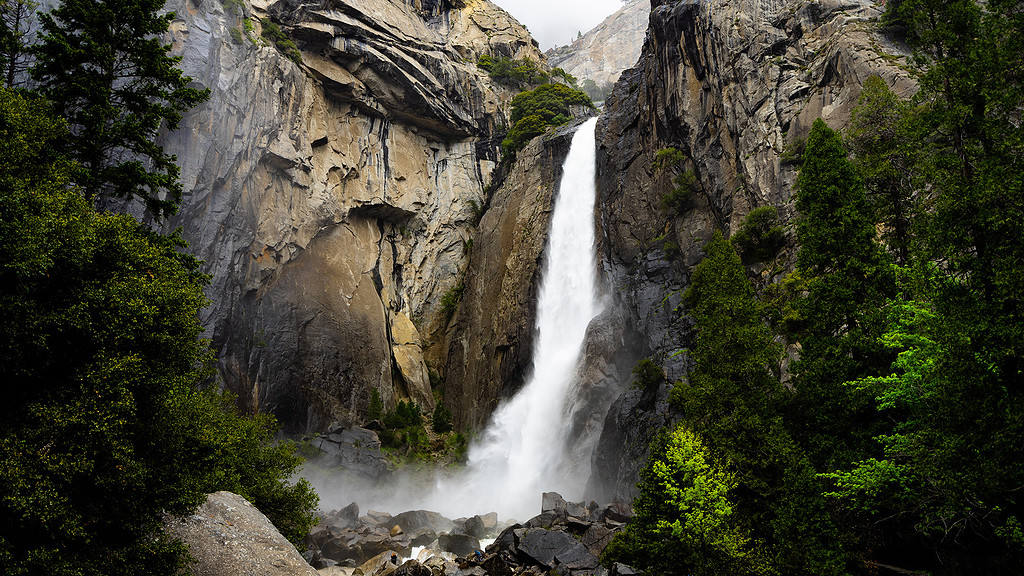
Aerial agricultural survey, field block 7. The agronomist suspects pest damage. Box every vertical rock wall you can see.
[160,0,545,432]
[588,0,916,500]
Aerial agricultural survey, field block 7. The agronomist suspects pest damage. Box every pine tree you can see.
[0,0,36,87]
[32,0,209,219]
[673,232,844,575]
[790,118,895,470]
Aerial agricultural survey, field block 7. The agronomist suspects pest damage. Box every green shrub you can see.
[368,388,384,421]
[662,170,697,215]
[730,206,786,264]
[476,54,549,86]
[260,18,302,64]
[780,136,806,165]
[432,401,454,433]
[632,357,664,391]
[652,147,686,172]
[601,426,768,575]
[440,281,465,322]
[501,83,593,155]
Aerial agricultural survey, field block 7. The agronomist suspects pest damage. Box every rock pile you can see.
[304,492,640,576]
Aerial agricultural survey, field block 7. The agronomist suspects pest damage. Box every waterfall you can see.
[446,117,603,520]
[308,118,603,522]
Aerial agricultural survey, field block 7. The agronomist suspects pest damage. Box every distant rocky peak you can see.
[546,0,649,93]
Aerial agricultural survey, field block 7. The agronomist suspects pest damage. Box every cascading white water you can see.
[308,118,603,522]
[442,117,603,520]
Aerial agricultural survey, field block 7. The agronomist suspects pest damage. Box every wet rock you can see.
[525,511,559,529]
[490,523,523,552]
[463,515,487,539]
[324,502,360,529]
[438,533,481,557]
[394,560,433,576]
[390,510,456,535]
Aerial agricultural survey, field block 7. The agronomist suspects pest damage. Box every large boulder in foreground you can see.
[164,491,317,576]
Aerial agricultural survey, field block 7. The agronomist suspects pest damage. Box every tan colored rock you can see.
[155,0,544,432]
[164,491,317,576]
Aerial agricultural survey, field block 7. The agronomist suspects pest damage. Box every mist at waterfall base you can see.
[305,118,603,523]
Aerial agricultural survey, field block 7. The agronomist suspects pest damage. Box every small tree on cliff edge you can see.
[33,0,209,219]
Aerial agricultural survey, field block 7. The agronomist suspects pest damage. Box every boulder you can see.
[313,427,391,481]
[423,555,458,576]
[438,533,480,557]
[516,529,586,569]
[357,551,404,576]
[541,492,568,513]
[390,510,456,534]
[463,516,486,539]
[479,513,499,532]
[610,562,641,576]
[393,560,433,576]
[489,523,522,553]
[581,524,615,558]
[163,491,318,576]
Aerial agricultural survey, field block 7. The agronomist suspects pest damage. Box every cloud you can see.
[491,0,627,50]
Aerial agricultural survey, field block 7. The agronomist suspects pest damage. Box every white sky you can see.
[491,0,626,50]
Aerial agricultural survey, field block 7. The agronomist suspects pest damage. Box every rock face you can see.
[156,0,548,432]
[546,0,650,89]
[588,0,915,500]
[164,491,318,576]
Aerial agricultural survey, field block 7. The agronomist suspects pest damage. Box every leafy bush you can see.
[440,281,465,322]
[260,18,302,64]
[662,170,697,215]
[632,357,664,391]
[501,83,593,155]
[730,206,786,264]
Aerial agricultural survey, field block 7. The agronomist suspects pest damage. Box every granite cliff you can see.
[159,0,548,432]
[586,0,915,500]
[546,0,650,90]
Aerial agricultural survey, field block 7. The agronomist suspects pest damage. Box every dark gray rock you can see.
[490,523,523,553]
[516,529,584,568]
[541,492,568,513]
[312,427,391,481]
[390,510,455,535]
[581,524,614,558]
[438,533,480,557]
[525,511,559,529]
[464,515,487,539]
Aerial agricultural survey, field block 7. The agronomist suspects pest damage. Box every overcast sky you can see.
[492,0,626,50]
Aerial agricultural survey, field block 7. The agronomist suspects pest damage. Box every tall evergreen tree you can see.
[0,0,36,87]
[32,0,208,218]
[673,232,844,575]
[846,76,920,265]
[790,118,895,469]
[0,88,317,575]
